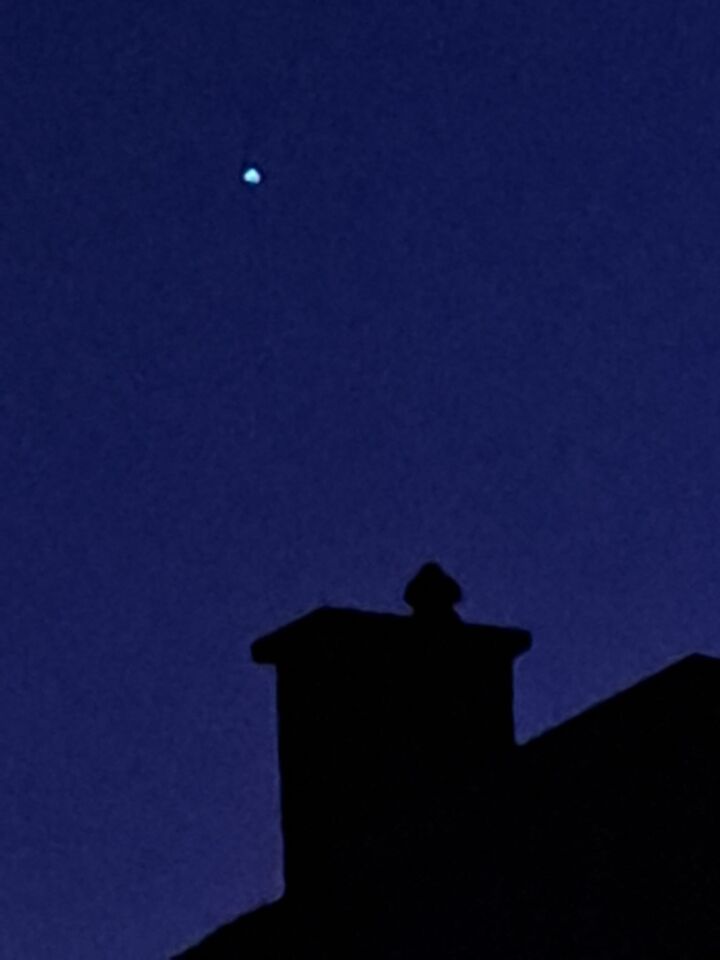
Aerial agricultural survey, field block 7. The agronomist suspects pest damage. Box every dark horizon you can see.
[174,567,720,957]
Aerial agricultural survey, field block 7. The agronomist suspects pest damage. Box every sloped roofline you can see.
[521,652,720,750]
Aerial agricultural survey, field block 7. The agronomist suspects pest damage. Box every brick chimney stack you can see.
[251,562,531,899]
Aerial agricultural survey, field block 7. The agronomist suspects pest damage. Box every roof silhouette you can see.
[172,565,720,959]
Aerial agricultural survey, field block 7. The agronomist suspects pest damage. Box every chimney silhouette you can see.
[251,562,531,899]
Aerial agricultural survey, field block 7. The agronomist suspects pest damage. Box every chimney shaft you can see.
[251,565,531,900]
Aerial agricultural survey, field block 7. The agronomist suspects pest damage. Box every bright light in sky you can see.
[242,166,262,185]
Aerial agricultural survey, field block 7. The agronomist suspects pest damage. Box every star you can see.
[241,166,263,185]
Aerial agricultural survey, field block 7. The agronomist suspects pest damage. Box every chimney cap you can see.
[403,562,463,619]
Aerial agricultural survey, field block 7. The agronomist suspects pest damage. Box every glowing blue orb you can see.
[242,166,262,185]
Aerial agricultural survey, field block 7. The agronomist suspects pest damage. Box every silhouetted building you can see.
[173,563,720,958]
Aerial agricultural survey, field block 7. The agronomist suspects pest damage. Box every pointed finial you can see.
[403,562,463,620]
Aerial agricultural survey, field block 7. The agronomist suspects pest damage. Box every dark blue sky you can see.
[4,1,720,955]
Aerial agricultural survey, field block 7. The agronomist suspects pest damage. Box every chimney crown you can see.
[403,562,462,621]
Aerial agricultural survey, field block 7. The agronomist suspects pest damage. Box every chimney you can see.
[251,562,531,899]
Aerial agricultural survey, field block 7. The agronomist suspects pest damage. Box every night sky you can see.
[4,1,720,956]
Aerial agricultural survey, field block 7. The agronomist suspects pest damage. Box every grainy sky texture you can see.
[4,1,720,956]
